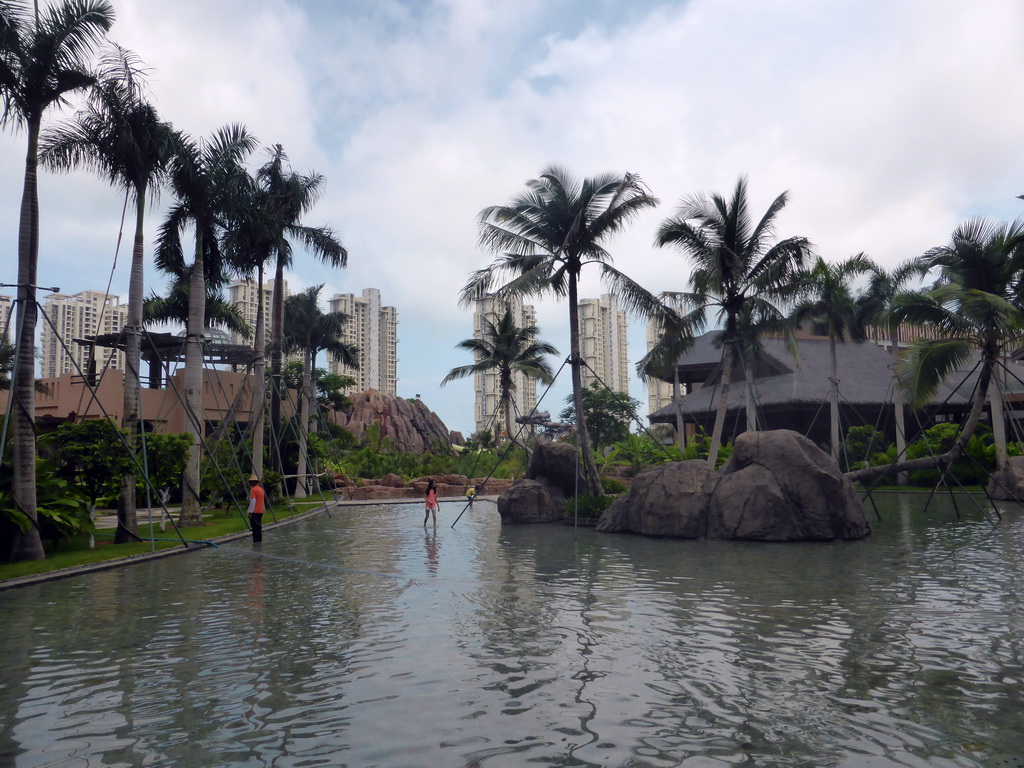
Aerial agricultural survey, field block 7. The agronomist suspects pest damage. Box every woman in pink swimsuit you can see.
[423,478,439,526]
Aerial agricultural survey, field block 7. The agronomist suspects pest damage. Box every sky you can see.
[3,0,1024,437]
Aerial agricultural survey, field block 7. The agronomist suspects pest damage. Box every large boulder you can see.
[497,479,561,524]
[988,456,1024,500]
[331,390,452,453]
[596,430,870,541]
[525,441,586,505]
[597,460,718,537]
[708,430,870,541]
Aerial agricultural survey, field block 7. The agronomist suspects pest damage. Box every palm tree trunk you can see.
[707,340,734,468]
[269,257,285,472]
[568,277,602,495]
[744,356,756,434]
[890,332,908,486]
[116,187,146,543]
[829,330,840,464]
[295,351,312,498]
[992,365,1007,469]
[9,118,44,562]
[179,231,206,526]
[251,265,266,478]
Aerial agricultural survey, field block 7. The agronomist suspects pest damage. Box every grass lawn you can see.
[0,499,328,583]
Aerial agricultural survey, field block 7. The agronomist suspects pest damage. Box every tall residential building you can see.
[646,316,678,417]
[0,294,13,344]
[327,288,398,395]
[471,295,541,436]
[227,277,287,348]
[40,290,127,379]
[577,293,629,394]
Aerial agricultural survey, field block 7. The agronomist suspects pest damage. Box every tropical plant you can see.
[142,269,251,338]
[0,453,92,552]
[155,124,257,525]
[788,253,876,461]
[848,218,1024,483]
[843,424,888,472]
[39,46,175,542]
[255,146,347,473]
[283,284,358,496]
[0,0,115,562]
[653,177,811,467]
[463,166,660,494]
[442,307,557,447]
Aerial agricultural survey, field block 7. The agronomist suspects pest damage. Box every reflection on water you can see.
[1,494,1023,767]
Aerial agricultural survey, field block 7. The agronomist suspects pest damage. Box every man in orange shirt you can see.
[247,474,265,543]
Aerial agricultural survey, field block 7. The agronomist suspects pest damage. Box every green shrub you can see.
[564,492,614,520]
[601,476,628,495]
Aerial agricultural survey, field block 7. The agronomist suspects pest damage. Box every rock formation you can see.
[988,455,1024,500]
[497,442,586,524]
[330,390,452,453]
[707,430,870,541]
[597,460,718,537]
[503,430,871,542]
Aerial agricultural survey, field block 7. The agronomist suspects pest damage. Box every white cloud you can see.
[2,0,1023,435]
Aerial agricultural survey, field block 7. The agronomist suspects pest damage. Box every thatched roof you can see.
[649,333,980,423]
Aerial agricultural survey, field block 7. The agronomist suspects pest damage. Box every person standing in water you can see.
[423,478,439,526]
[247,474,265,543]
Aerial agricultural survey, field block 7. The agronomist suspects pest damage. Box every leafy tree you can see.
[40,45,175,542]
[53,419,135,546]
[138,431,190,503]
[155,124,257,525]
[653,177,811,467]
[0,0,115,562]
[463,166,660,494]
[559,384,641,450]
[788,253,875,462]
[442,307,557,447]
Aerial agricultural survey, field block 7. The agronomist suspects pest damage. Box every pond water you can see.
[1,494,1023,768]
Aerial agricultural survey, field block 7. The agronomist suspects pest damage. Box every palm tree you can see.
[219,171,275,479]
[256,146,346,474]
[142,273,252,339]
[848,218,1024,483]
[731,301,797,435]
[654,177,811,467]
[39,46,174,543]
[462,166,659,495]
[788,254,875,463]
[283,285,357,497]
[155,125,257,525]
[0,0,114,562]
[859,259,928,483]
[442,306,557,446]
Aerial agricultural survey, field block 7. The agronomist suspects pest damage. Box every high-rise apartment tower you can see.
[40,290,127,379]
[327,288,398,395]
[577,293,629,394]
[227,277,287,349]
